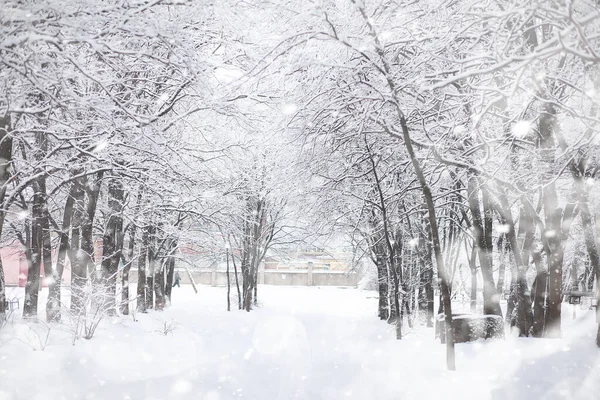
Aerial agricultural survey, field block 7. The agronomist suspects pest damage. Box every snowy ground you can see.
[0,285,599,400]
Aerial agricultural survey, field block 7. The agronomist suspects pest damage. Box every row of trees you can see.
[259,0,600,369]
[0,1,309,324]
[2,0,600,373]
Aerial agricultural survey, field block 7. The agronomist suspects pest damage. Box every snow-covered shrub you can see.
[66,281,114,344]
[15,320,52,351]
[357,263,378,291]
[156,319,178,336]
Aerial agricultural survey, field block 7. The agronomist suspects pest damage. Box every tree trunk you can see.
[469,246,477,313]
[531,251,548,337]
[397,114,455,369]
[226,249,231,312]
[376,253,389,320]
[38,177,57,322]
[146,225,156,310]
[421,216,435,327]
[101,178,124,316]
[69,177,86,315]
[54,172,80,320]
[164,239,177,304]
[572,163,600,344]
[136,224,149,313]
[81,171,103,288]
[242,257,251,312]
[23,189,43,318]
[496,234,508,294]
[0,115,13,318]
[231,250,242,310]
[121,188,143,314]
[467,177,502,316]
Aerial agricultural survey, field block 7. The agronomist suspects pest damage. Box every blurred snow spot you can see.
[171,379,193,395]
[281,104,298,115]
[512,121,531,138]
[545,230,556,238]
[252,315,307,356]
[0,390,13,400]
[379,31,391,41]
[497,224,510,234]
[92,141,108,153]
[17,211,28,220]
[204,391,220,400]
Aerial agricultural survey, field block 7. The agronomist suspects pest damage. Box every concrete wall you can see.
[125,268,357,287]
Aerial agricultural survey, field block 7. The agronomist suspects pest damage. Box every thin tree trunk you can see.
[69,177,86,315]
[0,115,13,317]
[467,177,502,316]
[38,177,57,321]
[54,173,80,319]
[376,253,389,320]
[137,224,149,313]
[496,194,533,336]
[101,178,124,316]
[23,189,42,318]
[572,163,600,345]
[82,172,103,286]
[146,225,156,310]
[122,188,143,314]
[231,249,242,310]
[422,216,435,327]
[164,239,177,304]
[395,113,455,368]
[226,248,231,312]
[469,245,477,313]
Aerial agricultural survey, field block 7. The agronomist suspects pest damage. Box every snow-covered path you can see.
[0,285,599,400]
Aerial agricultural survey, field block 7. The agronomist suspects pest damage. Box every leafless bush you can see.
[155,318,177,336]
[66,280,115,344]
[15,319,52,351]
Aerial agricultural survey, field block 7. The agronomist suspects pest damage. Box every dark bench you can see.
[436,313,504,343]
[3,297,19,311]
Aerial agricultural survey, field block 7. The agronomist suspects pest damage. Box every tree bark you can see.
[0,115,13,318]
[572,163,600,344]
[69,176,86,314]
[101,178,124,315]
[469,245,477,313]
[146,225,156,310]
[230,248,242,310]
[121,188,143,314]
[136,224,149,313]
[496,193,533,336]
[538,103,564,338]
[54,172,81,319]
[467,177,502,316]
[164,239,177,304]
[397,115,455,369]
[376,253,389,320]
[226,249,231,312]
[23,186,43,318]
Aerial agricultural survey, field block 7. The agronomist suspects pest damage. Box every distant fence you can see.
[127,268,358,287]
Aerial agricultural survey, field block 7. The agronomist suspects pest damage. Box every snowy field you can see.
[0,285,599,400]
